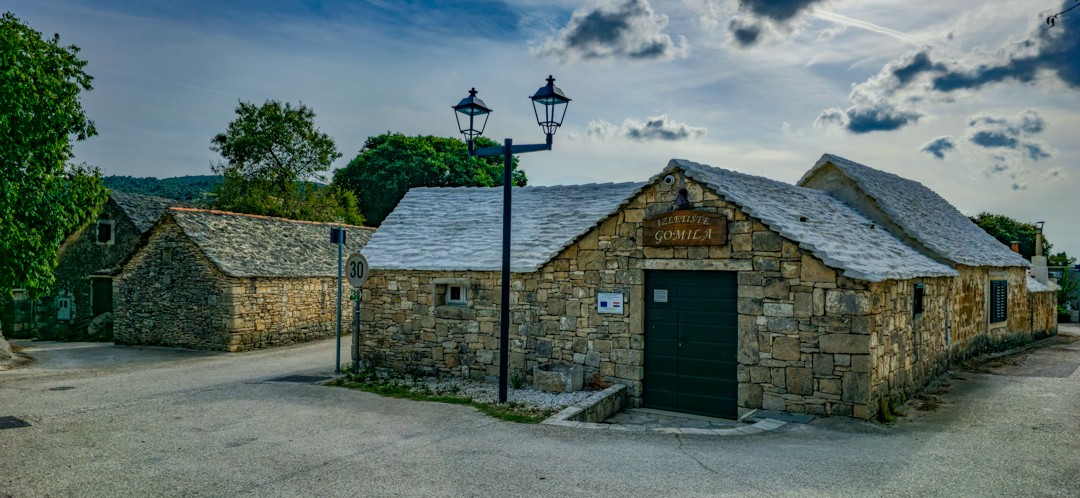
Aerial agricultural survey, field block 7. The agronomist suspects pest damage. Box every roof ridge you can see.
[409,182,644,192]
[167,207,375,230]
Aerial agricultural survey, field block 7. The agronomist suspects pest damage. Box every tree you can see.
[970,212,1075,266]
[0,13,109,299]
[333,133,526,226]
[209,100,362,225]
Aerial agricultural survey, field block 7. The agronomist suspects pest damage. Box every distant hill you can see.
[102,175,221,202]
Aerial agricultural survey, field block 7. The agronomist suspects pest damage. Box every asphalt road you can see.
[2,327,1079,498]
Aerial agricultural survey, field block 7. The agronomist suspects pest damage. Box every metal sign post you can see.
[345,252,370,376]
[331,227,346,374]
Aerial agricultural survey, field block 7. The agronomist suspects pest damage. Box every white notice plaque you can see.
[598,293,624,314]
[654,289,668,303]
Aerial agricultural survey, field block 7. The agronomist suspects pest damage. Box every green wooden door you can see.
[644,270,739,419]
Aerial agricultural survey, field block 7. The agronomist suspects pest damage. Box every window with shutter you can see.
[990,280,1008,323]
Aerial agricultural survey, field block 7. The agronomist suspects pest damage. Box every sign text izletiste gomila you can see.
[643,210,728,247]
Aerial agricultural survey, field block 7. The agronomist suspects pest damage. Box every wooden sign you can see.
[643,210,727,247]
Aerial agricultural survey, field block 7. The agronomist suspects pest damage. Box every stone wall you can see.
[868,277,951,411]
[42,201,143,335]
[359,171,891,418]
[357,170,1059,420]
[226,275,352,351]
[1031,290,1058,335]
[115,216,355,351]
[948,265,1051,362]
[114,218,232,349]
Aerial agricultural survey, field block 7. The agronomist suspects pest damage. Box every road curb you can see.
[540,416,786,436]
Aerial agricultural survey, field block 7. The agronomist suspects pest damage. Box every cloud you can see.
[587,119,619,141]
[584,115,707,141]
[961,109,1055,185]
[727,18,762,47]
[623,115,707,141]
[965,109,1053,161]
[713,0,832,48]
[532,0,688,63]
[815,99,922,134]
[1042,167,1066,181]
[738,0,830,22]
[817,2,1080,134]
[920,136,956,159]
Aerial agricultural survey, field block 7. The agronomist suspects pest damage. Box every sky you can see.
[11,0,1080,257]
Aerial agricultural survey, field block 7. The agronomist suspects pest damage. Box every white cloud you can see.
[532,0,689,63]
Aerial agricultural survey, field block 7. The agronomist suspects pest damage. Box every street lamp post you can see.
[453,76,571,403]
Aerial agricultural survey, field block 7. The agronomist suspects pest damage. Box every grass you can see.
[328,372,555,424]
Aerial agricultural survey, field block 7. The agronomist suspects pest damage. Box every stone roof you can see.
[363,183,648,273]
[166,208,373,278]
[799,154,1029,268]
[1027,274,1060,293]
[670,159,957,282]
[110,191,198,233]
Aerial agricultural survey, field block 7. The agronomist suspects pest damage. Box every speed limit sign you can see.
[345,252,370,288]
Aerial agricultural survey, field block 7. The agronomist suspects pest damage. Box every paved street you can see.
[3,328,1079,497]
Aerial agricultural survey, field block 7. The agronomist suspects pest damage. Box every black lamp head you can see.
[453,88,492,151]
[529,75,571,144]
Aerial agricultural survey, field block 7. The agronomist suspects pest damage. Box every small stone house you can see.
[29,191,196,337]
[355,155,1057,420]
[113,208,372,351]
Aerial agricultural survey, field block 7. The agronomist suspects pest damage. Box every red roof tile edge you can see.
[167,207,374,230]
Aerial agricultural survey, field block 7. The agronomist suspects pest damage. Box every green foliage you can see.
[1059,266,1078,307]
[1,13,109,298]
[509,371,526,390]
[333,134,527,226]
[969,212,1073,265]
[209,100,363,225]
[102,175,222,202]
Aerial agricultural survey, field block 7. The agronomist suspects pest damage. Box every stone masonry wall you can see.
[358,172,1059,420]
[226,275,352,351]
[114,217,231,349]
[360,171,892,419]
[868,277,951,412]
[948,265,1053,362]
[115,216,355,351]
[43,201,143,335]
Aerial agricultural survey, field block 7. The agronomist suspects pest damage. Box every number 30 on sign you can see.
[345,252,370,288]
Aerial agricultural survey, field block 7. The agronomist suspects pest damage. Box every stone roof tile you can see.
[110,191,199,233]
[669,159,958,281]
[800,154,1029,268]
[363,182,648,273]
[168,208,373,278]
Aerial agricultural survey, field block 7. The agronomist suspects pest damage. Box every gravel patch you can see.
[359,375,604,411]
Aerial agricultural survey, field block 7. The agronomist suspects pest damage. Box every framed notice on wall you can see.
[643,210,727,247]
[598,293,624,314]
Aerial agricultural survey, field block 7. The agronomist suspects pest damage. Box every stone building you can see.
[8,191,196,338]
[113,208,372,351]
[356,154,1058,420]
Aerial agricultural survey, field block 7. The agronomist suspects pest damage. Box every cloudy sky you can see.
[12,0,1080,256]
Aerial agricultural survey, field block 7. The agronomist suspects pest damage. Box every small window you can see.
[96,221,114,245]
[990,280,1008,323]
[913,283,925,318]
[163,247,174,265]
[446,285,467,305]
